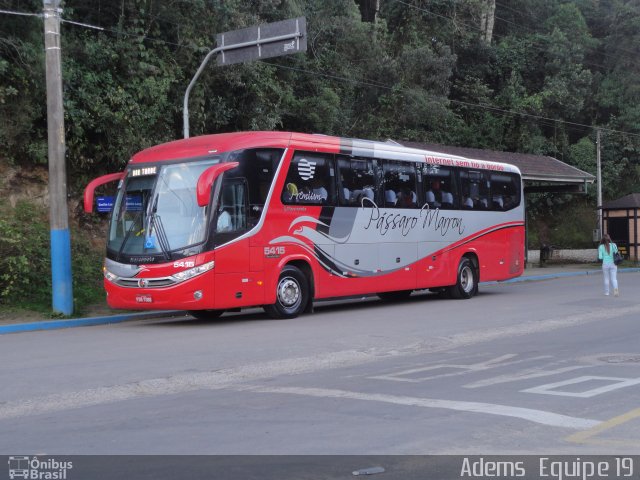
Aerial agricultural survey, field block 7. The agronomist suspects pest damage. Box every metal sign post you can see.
[183,17,307,138]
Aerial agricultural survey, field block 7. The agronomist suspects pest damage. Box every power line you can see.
[264,60,640,140]
[61,18,105,31]
[3,7,639,141]
[47,13,640,140]
[0,8,41,17]
[60,17,185,48]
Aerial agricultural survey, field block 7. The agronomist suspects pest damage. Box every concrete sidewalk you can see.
[508,263,600,282]
[1,263,638,335]
[514,262,639,282]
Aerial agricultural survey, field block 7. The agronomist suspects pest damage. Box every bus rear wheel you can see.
[265,265,309,319]
[449,257,478,299]
[188,309,225,320]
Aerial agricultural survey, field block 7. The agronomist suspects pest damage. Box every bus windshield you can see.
[108,159,219,256]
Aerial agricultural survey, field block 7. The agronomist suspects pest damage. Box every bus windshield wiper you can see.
[148,212,171,261]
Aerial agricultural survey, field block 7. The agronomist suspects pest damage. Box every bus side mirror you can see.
[196,162,239,207]
[84,172,125,213]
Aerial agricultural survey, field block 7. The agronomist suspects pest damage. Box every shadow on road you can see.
[142,287,505,328]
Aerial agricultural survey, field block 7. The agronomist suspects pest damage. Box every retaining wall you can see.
[527,248,597,264]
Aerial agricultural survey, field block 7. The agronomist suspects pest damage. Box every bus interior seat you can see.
[385,189,397,207]
[441,191,454,208]
[343,187,351,203]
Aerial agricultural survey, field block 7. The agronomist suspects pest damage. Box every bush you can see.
[0,201,51,306]
[0,200,104,315]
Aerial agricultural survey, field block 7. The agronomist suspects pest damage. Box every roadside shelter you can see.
[601,193,640,261]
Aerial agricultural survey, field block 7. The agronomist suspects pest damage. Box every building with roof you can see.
[601,193,640,261]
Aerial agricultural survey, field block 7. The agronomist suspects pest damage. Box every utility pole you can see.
[43,0,73,315]
[596,129,603,240]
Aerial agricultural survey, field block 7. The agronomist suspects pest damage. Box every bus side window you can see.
[381,160,418,209]
[337,157,377,207]
[422,165,456,209]
[460,170,489,210]
[281,152,334,206]
[213,178,248,245]
[491,172,520,211]
[225,147,283,228]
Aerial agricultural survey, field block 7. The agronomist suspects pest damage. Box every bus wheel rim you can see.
[278,276,301,308]
[460,266,474,292]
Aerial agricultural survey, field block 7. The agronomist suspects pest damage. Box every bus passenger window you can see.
[281,153,334,206]
[381,160,418,209]
[422,164,456,209]
[337,157,377,207]
[459,170,489,210]
[490,172,520,211]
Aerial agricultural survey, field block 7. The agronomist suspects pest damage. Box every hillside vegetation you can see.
[0,0,639,314]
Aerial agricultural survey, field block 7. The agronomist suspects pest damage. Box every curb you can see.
[2,268,639,335]
[0,310,185,335]
[485,267,640,285]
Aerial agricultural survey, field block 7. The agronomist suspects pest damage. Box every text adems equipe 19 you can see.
[460,457,636,480]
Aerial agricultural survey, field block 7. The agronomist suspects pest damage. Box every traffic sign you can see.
[216,17,307,66]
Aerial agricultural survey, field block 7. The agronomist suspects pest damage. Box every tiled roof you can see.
[602,193,640,210]
[398,141,595,184]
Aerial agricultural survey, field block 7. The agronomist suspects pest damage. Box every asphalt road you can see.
[2,272,640,456]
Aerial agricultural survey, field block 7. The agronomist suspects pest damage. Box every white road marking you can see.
[464,365,589,389]
[243,385,601,429]
[521,376,640,398]
[2,303,639,420]
[371,354,551,383]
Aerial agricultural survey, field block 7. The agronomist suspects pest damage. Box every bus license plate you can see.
[136,295,153,303]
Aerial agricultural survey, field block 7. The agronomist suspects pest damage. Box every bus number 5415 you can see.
[264,246,285,258]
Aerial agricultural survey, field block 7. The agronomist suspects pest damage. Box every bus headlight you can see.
[171,261,215,283]
[103,268,117,282]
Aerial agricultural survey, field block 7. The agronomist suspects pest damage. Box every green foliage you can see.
[0,201,51,305]
[527,197,596,249]
[0,3,47,165]
[0,0,639,269]
[1,0,638,178]
[0,200,104,314]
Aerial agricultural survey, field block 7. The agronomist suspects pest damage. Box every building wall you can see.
[527,249,597,264]
[603,208,639,261]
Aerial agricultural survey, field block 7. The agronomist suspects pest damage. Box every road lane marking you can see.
[566,407,640,447]
[464,365,590,389]
[242,385,601,429]
[371,354,551,383]
[521,376,640,398]
[2,303,639,420]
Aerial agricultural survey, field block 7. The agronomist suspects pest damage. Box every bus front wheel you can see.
[265,265,309,319]
[449,257,478,299]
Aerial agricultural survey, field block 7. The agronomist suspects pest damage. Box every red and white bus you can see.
[84,131,524,319]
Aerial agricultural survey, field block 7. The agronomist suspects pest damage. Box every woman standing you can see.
[598,234,619,296]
